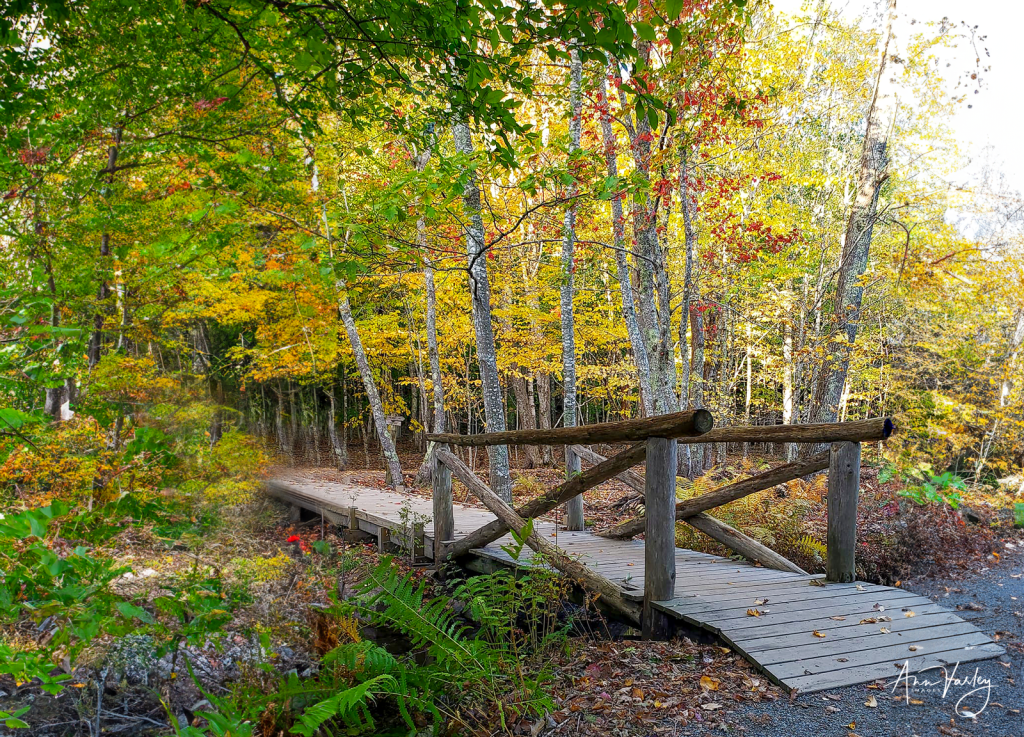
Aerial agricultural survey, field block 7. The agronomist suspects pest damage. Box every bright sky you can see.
[771,0,1024,195]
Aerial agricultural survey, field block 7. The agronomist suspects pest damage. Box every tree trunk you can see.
[275,383,288,457]
[561,47,584,530]
[612,49,676,415]
[783,289,797,461]
[289,384,300,457]
[452,121,513,502]
[601,65,655,415]
[811,0,897,424]
[88,127,122,369]
[328,385,347,469]
[536,371,553,465]
[510,373,541,468]
[338,292,404,489]
[415,258,448,484]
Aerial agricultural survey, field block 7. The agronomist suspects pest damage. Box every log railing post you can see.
[564,446,584,530]
[432,443,454,563]
[826,441,861,582]
[643,436,677,640]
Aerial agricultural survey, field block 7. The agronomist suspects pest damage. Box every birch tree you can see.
[811,0,898,424]
[561,47,584,529]
[600,67,654,416]
[452,121,513,502]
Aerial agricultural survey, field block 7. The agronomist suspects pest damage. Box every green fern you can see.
[323,640,400,676]
[794,534,827,560]
[358,559,482,673]
[290,674,398,736]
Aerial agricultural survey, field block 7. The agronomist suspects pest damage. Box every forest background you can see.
[0,0,1023,732]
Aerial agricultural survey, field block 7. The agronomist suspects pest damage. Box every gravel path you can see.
[688,543,1023,737]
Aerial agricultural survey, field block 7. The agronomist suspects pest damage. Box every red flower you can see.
[286,535,301,543]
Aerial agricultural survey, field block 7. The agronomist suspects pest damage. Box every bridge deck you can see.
[266,471,1003,694]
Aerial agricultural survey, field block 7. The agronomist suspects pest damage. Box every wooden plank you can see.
[767,631,995,680]
[736,610,971,653]
[602,452,830,540]
[682,595,935,632]
[428,409,714,446]
[668,582,864,609]
[751,622,984,665]
[781,642,1004,693]
[685,588,928,621]
[266,470,1005,697]
[668,570,811,590]
[723,602,952,641]
[827,441,860,582]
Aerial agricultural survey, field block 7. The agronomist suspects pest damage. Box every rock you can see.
[960,507,983,524]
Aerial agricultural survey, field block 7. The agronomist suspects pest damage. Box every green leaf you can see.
[295,51,316,72]
[0,408,41,431]
[667,26,682,50]
[665,0,684,18]
[116,602,155,624]
[634,22,656,42]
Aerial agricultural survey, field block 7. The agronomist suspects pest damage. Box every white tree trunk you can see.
[812,0,897,424]
[561,47,584,530]
[338,292,404,489]
[600,66,654,415]
[452,121,513,502]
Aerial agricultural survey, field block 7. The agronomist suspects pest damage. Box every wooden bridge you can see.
[266,411,1003,693]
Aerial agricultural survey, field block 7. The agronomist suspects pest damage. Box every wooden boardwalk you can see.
[266,471,1003,694]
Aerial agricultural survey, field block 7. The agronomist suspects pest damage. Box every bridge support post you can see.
[564,446,584,530]
[643,436,677,640]
[827,441,861,582]
[432,444,454,563]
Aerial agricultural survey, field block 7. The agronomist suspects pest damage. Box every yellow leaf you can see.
[865,696,878,708]
[812,630,826,638]
[746,608,763,617]
[700,676,720,691]
[904,611,916,618]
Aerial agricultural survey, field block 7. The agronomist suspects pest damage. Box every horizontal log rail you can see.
[601,451,830,540]
[440,443,647,560]
[677,417,893,445]
[427,409,714,447]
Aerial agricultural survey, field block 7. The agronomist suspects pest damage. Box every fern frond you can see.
[323,641,399,676]
[358,559,481,672]
[290,673,398,736]
[794,534,827,559]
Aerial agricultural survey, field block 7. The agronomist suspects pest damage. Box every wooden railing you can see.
[426,412,894,638]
